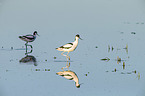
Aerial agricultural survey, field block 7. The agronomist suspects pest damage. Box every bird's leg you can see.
[26,44,33,52]
[25,43,28,53]
[61,61,70,71]
[25,42,28,46]
[25,45,33,55]
[28,44,33,50]
[61,67,65,71]
[66,62,70,71]
[25,49,33,55]
[66,61,69,66]
[25,42,33,55]
[25,44,28,55]
[30,45,33,49]
[61,52,67,57]
[66,57,69,61]
[61,52,69,61]
[61,59,66,71]
[26,44,33,49]
[66,52,70,60]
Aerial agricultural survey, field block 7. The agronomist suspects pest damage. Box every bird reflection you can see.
[56,62,80,88]
[19,55,37,66]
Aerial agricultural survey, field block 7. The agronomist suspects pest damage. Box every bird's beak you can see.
[80,83,84,85]
[79,37,83,40]
[37,33,40,36]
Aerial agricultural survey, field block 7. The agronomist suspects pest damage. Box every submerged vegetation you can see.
[100,44,139,79]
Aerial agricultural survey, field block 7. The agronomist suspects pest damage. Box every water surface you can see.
[0,0,145,96]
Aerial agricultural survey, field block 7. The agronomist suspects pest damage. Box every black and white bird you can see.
[19,31,39,45]
[56,34,82,60]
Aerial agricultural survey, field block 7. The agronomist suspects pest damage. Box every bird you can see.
[56,62,80,88]
[19,31,39,45]
[56,34,82,61]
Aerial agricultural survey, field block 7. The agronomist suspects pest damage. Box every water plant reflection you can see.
[56,62,80,88]
[101,57,110,62]
[123,44,128,54]
[108,45,114,52]
[116,56,121,64]
[19,55,37,66]
[123,62,125,69]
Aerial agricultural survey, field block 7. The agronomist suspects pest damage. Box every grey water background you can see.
[0,0,145,96]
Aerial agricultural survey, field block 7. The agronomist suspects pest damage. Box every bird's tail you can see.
[56,48,63,51]
[56,48,60,50]
[19,36,22,38]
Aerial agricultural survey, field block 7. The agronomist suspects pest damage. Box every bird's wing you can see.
[64,76,73,80]
[60,43,73,49]
[23,35,34,40]
[63,74,73,80]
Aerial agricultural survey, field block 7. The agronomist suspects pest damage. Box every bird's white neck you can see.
[74,77,79,87]
[76,82,80,87]
[73,37,79,46]
[75,37,79,42]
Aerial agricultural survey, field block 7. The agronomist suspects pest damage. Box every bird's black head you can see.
[76,34,82,40]
[76,84,80,88]
[33,31,39,36]
[76,34,80,38]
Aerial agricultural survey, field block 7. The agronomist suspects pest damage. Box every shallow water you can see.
[0,0,145,96]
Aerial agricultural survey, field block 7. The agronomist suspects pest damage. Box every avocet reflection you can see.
[56,62,81,88]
